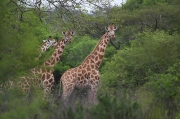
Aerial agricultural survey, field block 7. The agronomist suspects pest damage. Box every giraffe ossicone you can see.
[60,24,117,104]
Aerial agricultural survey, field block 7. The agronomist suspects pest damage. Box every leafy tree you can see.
[101,31,180,91]
[124,0,177,10]
[147,61,180,119]
[101,31,180,118]
[0,89,47,119]
[102,2,180,52]
[124,0,143,10]
[0,0,52,83]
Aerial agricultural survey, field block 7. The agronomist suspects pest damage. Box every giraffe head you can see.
[62,30,74,43]
[43,36,57,47]
[105,24,118,38]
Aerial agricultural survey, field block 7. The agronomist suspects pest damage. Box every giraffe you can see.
[14,31,74,96]
[60,24,117,104]
[41,36,57,52]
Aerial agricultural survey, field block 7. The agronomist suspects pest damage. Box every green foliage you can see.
[0,88,166,119]
[102,31,180,90]
[65,36,98,66]
[101,31,180,118]
[146,61,180,119]
[147,73,180,101]
[124,0,143,10]
[0,0,52,82]
[88,95,141,119]
[107,3,180,47]
[101,44,118,70]
[124,0,173,10]
[39,94,142,119]
[0,89,45,119]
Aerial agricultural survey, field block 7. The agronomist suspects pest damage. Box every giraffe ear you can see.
[114,26,118,31]
[62,32,65,35]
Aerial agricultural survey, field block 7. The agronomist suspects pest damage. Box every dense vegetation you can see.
[0,0,180,119]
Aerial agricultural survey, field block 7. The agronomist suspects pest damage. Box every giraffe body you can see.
[60,24,117,104]
[17,67,54,95]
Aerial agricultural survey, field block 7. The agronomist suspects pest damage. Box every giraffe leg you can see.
[60,72,75,104]
[43,73,54,98]
[61,83,75,104]
[87,70,100,104]
[87,86,98,104]
[44,86,52,98]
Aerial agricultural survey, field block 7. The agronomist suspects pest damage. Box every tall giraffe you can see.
[60,24,117,104]
[17,30,74,96]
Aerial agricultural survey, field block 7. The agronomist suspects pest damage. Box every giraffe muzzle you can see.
[69,40,72,43]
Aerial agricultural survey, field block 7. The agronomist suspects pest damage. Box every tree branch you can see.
[110,38,120,50]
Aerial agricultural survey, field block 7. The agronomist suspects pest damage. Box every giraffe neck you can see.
[44,38,66,67]
[83,32,110,68]
[41,42,49,52]
[31,38,66,79]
